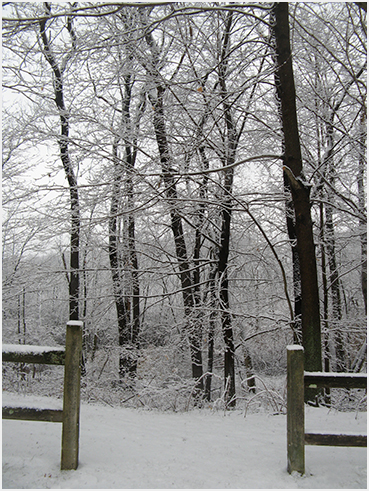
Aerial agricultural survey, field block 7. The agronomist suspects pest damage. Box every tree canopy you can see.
[2,2,366,408]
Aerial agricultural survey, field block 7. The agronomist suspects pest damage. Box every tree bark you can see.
[109,139,132,378]
[142,19,203,387]
[40,4,79,322]
[322,113,345,371]
[204,263,217,401]
[217,11,237,407]
[108,60,142,378]
[151,84,204,385]
[272,3,322,379]
[122,70,141,374]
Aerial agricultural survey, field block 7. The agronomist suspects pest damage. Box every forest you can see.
[2,2,367,412]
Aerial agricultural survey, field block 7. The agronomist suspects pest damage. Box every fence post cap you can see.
[287,345,304,351]
[66,321,83,327]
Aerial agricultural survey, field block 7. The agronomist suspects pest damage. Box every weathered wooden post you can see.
[61,321,83,470]
[287,345,305,474]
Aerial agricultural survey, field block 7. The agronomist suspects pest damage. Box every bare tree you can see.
[2,2,366,407]
[292,1,367,372]
[39,2,80,321]
[271,3,322,382]
[140,8,204,390]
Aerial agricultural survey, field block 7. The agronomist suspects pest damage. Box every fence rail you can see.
[2,345,65,365]
[2,406,64,422]
[2,321,83,470]
[304,372,367,389]
[287,345,367,475]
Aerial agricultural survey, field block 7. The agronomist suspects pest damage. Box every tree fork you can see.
[272,3,322,385]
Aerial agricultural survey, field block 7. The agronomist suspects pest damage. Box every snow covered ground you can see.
[2,394,367,489]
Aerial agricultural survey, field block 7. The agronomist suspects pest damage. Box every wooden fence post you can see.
[287,345,305,474]
[61,321,83,470]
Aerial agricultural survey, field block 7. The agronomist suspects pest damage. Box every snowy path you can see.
[2,398,367,488]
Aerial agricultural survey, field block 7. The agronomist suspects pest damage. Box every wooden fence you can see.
[287,345,367,475]
[2,321,83,470]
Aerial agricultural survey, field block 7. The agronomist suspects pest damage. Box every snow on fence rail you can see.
[2,344,66,365]
[287,345,367,475]
[2,321,83,470]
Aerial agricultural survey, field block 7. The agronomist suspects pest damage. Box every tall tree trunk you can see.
[321,62,366,370]
[122,71,141,374]
[192,145,209,393]
[272,3,322,382]
[109,139,132,378]
[325,185,345,370]
[358,104,367,314]
[40,5,79,322]
[150,84,204,386]
[322,63,366,371]
[313,61,330,389]
[217,11,237,407]
[320,202,331,403]
[142,16,204,388]
[204,261,217,401]
[108,64,142,378]
[322,112,345,371]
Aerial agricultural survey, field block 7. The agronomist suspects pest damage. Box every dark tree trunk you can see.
[129,213,140,346]
[142,19,204,388]
[150,85,203,386]
[107,65,142,379]
[122,72,141,374]
[320,202,331,403]
[323,114,345,371]
[217,11,237,407]
[272,3,322,381]
[193,145,209,309]
[40,6,79,322]
[196,147,216,402]
[313,61,330,396]
[204,267,217,401]
[109,140,133,378]
[325,193,345,370]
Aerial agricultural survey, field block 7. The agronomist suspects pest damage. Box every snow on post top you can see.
[286,345,304,351]
[66,320,83,327]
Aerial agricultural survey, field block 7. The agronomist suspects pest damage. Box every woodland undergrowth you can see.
[2,345,366,415]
